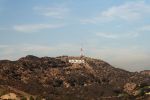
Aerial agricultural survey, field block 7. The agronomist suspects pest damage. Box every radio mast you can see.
[80,48,84,57]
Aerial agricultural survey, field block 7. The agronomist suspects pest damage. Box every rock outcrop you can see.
[140,70,150,76]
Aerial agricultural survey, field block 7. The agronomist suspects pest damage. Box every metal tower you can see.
[80,48,84,57]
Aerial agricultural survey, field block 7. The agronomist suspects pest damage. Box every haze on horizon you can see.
[0,0,150,72]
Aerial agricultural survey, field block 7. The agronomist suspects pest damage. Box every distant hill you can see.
[0,55,149,100]
[140,70,150,76]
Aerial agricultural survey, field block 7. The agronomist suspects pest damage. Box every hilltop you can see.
[0,55,149,100]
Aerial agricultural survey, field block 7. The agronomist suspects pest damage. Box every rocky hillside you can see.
[140,70,150,76]
[0,55,149,100]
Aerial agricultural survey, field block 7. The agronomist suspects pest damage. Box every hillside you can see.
[0,55,149,100]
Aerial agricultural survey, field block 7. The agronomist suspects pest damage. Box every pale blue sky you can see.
[0,0,150,71]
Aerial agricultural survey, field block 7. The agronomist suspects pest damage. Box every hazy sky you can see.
[0,0,150,71]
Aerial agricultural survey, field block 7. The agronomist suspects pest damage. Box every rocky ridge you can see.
[0,55,149,100]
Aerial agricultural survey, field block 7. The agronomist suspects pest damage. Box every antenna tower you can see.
[80,47,84,57]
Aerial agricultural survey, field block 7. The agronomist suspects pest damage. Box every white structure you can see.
[69,59,85,64]
[68,48,85,64]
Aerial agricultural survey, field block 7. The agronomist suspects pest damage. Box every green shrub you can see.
[20,96,27,100]
[30,96,34,100]
[118,93,129,97]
